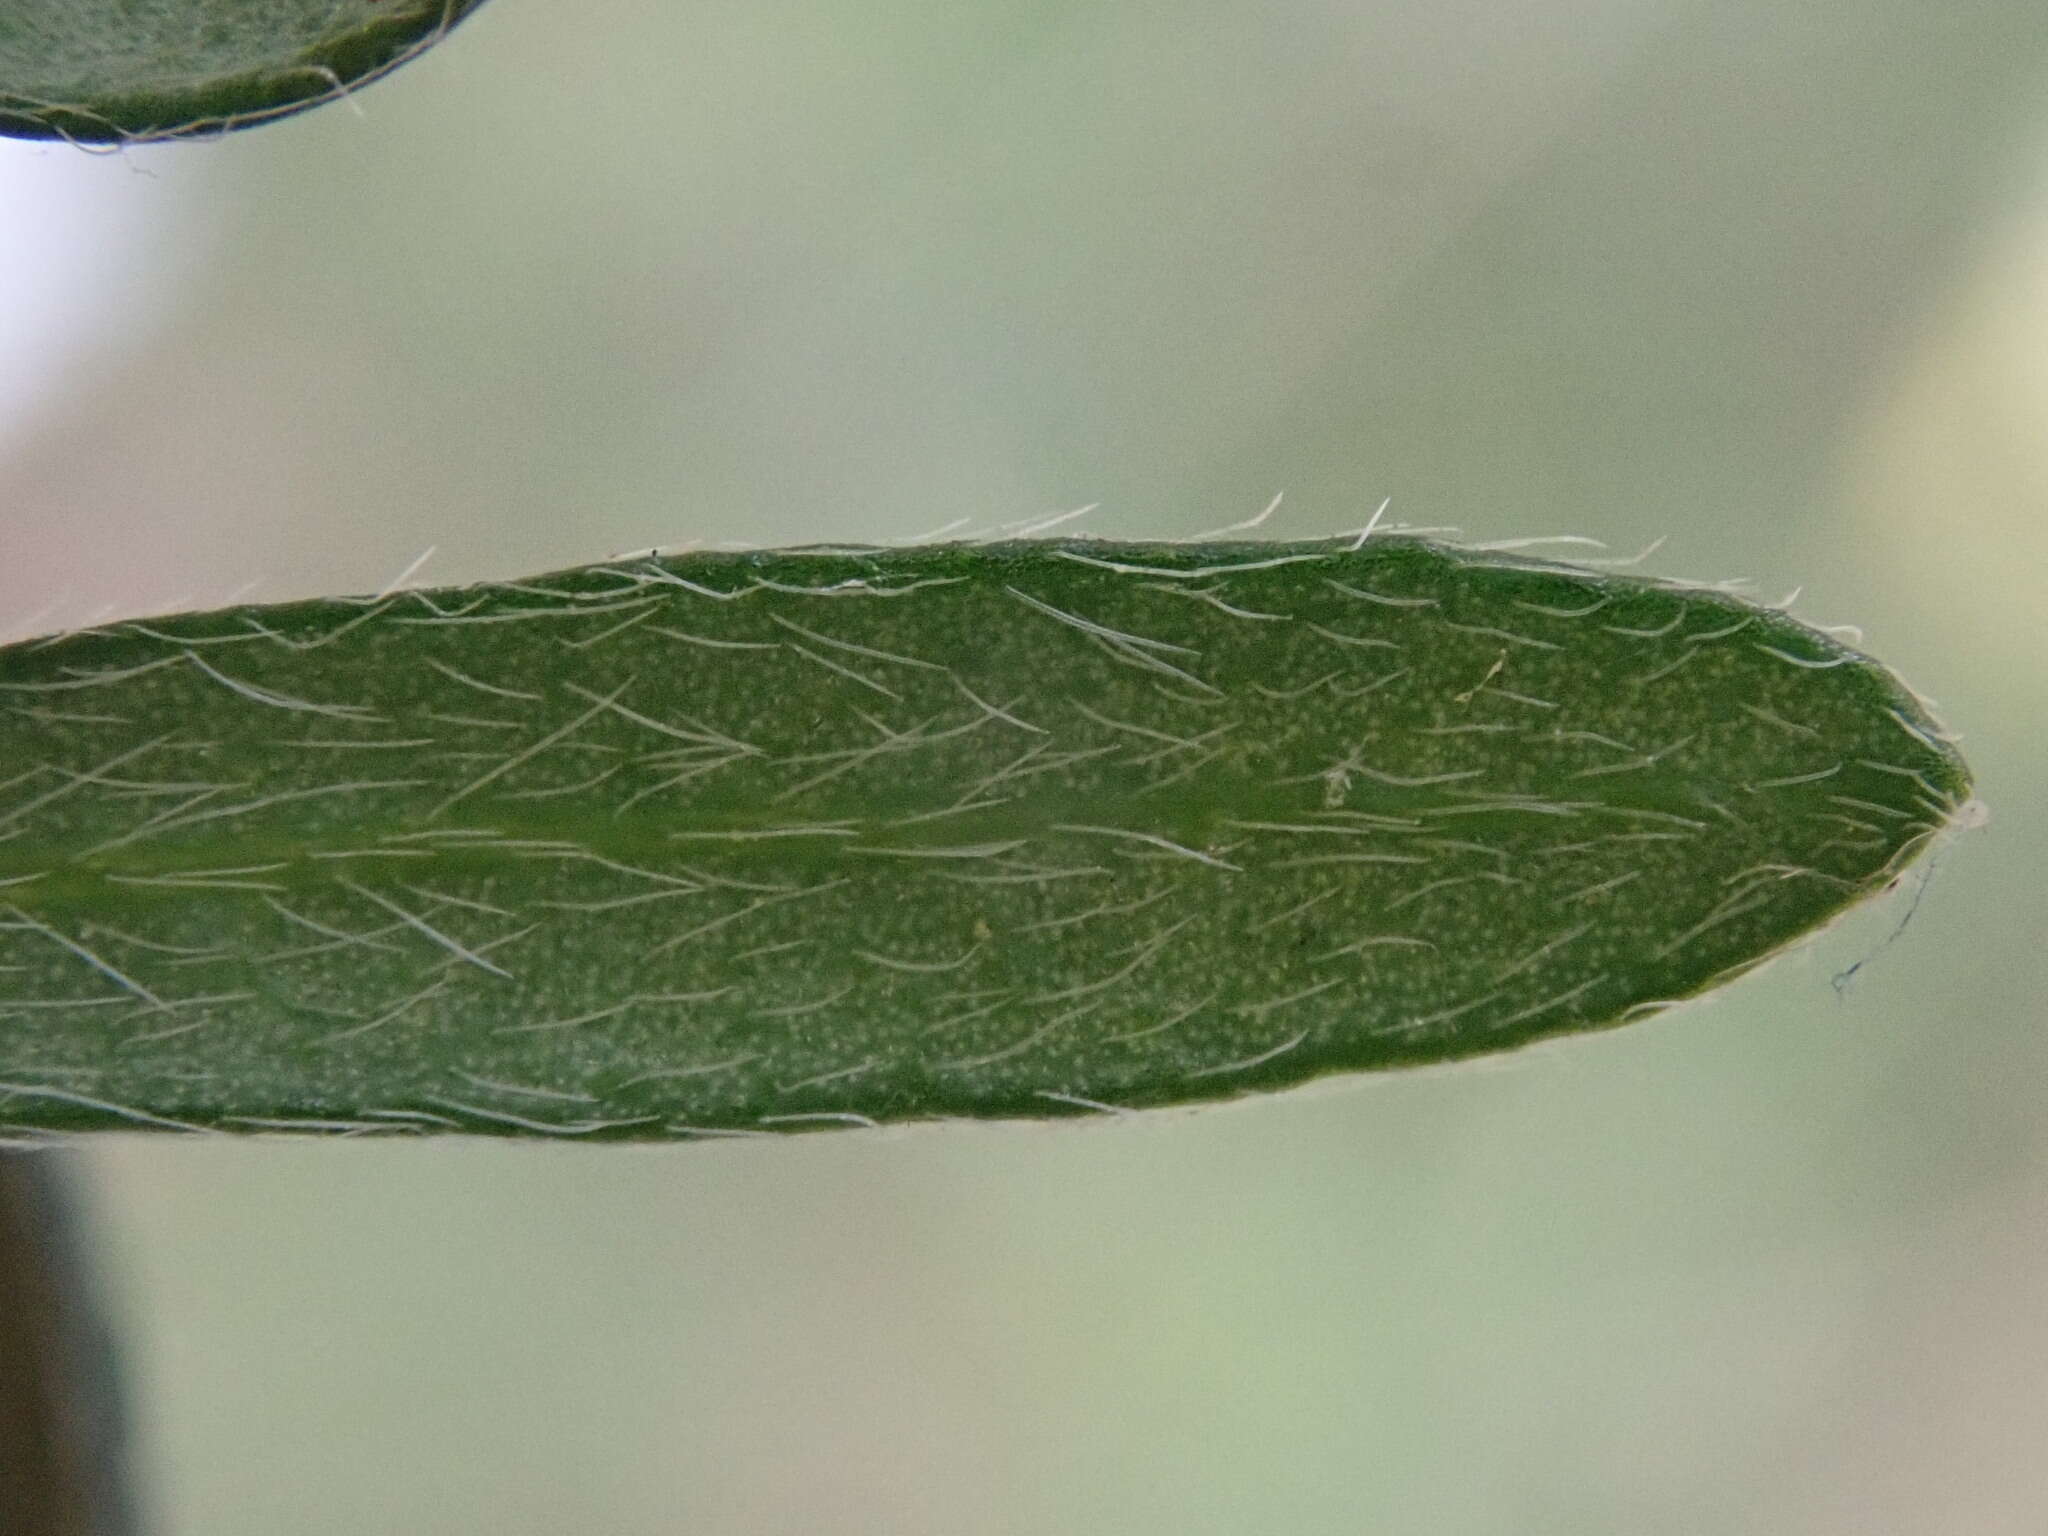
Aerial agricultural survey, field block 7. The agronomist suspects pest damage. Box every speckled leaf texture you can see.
[0,0,487,143]
[0,538,1971,1139]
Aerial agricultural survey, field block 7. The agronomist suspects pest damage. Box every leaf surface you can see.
[0,0,487,142]
[0,539,1971,1137]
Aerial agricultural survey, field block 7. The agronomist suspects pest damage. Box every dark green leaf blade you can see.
[0,0,488,143]
[0,538,1972,1138]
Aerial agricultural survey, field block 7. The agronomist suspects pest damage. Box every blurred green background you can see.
[1,0,2043,1529]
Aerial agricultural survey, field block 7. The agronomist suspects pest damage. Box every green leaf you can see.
[0,538,1971,1139]
[0,0,488,143]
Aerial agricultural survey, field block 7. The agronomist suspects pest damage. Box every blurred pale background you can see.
[1,0,2044,1530]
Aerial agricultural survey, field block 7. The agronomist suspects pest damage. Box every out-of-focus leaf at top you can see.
[0,0,489,143]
